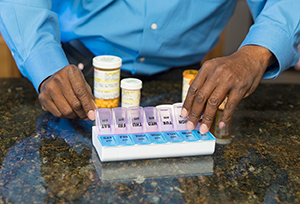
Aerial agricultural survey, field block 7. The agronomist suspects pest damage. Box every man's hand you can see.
[181,45,274,133]
[38,65,97,120]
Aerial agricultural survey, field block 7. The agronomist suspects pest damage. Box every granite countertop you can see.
[0,77,300,203]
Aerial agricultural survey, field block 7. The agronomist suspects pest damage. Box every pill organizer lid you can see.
[121,78,142,89]
[93,55,122,69]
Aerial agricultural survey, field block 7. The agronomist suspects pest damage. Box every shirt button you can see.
[139,57,145,62]
[151,23,157,30]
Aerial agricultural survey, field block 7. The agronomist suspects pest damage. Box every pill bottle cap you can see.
[183,69,198,79]
[121,78,142,90]
[93,55,122,69]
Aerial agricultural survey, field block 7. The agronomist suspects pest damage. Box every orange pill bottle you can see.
[182,69,198,102]
[93,55,122,108]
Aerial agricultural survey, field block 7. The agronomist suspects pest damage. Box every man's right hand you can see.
[38,65,97,120]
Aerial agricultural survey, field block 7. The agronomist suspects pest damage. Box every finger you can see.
[61,80,89,120]
[181,70,207,118]
[219,90,244,129]
[199,88,229,134]
[69,67,96,120]
[186,77,217,131]
[181,60,218,118]
[39,91,67,118]
[51,88,78,119]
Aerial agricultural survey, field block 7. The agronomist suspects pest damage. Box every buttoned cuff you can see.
[22,44,69,93]
[240,23,299,79]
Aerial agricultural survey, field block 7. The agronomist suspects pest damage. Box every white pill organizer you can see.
[92,103,216,162]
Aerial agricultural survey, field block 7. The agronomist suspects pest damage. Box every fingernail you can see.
[219,121,226,129]
[186,121,194,130]
[88,110,95,121]
[181,108,188,117]
[200,124,209,134]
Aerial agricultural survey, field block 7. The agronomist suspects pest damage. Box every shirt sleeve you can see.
[0,0,69,92]
[241,0,300,79]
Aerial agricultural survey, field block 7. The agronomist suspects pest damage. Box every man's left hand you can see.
[181,45,274,133]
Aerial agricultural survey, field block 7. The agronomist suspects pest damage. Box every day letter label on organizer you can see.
[148,132,167,144]
[132,134,151,145]
[99,135,118,147]
[163,132,183,143]
[116,135,135,146]
[178,131,199,142]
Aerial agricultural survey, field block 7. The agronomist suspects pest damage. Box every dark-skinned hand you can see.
[181,45,274,133]
[38,65,97,120]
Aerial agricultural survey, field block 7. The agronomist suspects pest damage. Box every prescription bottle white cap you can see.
[93,55,122,69]
[121,78,142,90]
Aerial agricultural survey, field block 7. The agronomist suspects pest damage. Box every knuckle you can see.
[67,65,80,75]
[187,85,198,96]
[52,74,63,85]
[226,100,237,111]
[66,64,76,71]
[38,93,46,102]
[202,59,214,68]
[221,113,231,122]
[195,92,205,104]
[235,77,246,87]
[53,111,63,118]
[208,97,219,108]
[215,64,226,74]
[71,100,82,111]
[203,114,214,122]
[74,86,87,98]
[189,111,201,120]
[61,107,75,118]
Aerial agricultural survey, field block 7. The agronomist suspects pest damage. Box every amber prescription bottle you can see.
[210,97,232,144]
[121,78,142,108]
[182,69,198,102]
[93,55,122,108]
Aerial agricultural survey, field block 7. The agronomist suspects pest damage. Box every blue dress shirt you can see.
[0,0,299,92]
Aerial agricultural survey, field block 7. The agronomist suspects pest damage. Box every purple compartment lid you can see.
[173,103,188,131]
[95,108,112,135]
[127,106,145,133]
[143,107,159,132]
[156,106,174,131]
[112,107,128,134]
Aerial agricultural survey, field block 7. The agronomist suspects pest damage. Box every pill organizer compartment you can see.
[92,104,216,162]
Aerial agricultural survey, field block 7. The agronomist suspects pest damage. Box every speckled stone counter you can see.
[0,78,300,203]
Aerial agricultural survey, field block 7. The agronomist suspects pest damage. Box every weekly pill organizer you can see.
[92,103,216,162]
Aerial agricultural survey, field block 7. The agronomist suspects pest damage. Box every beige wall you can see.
[0,34,21,77]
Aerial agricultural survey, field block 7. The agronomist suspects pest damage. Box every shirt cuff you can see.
[22,44,69,92]
[240,23,298,79]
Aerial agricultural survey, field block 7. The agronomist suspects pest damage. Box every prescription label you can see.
[122,90,140,108]
[94,69,120,99]
[182,77,191,102]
